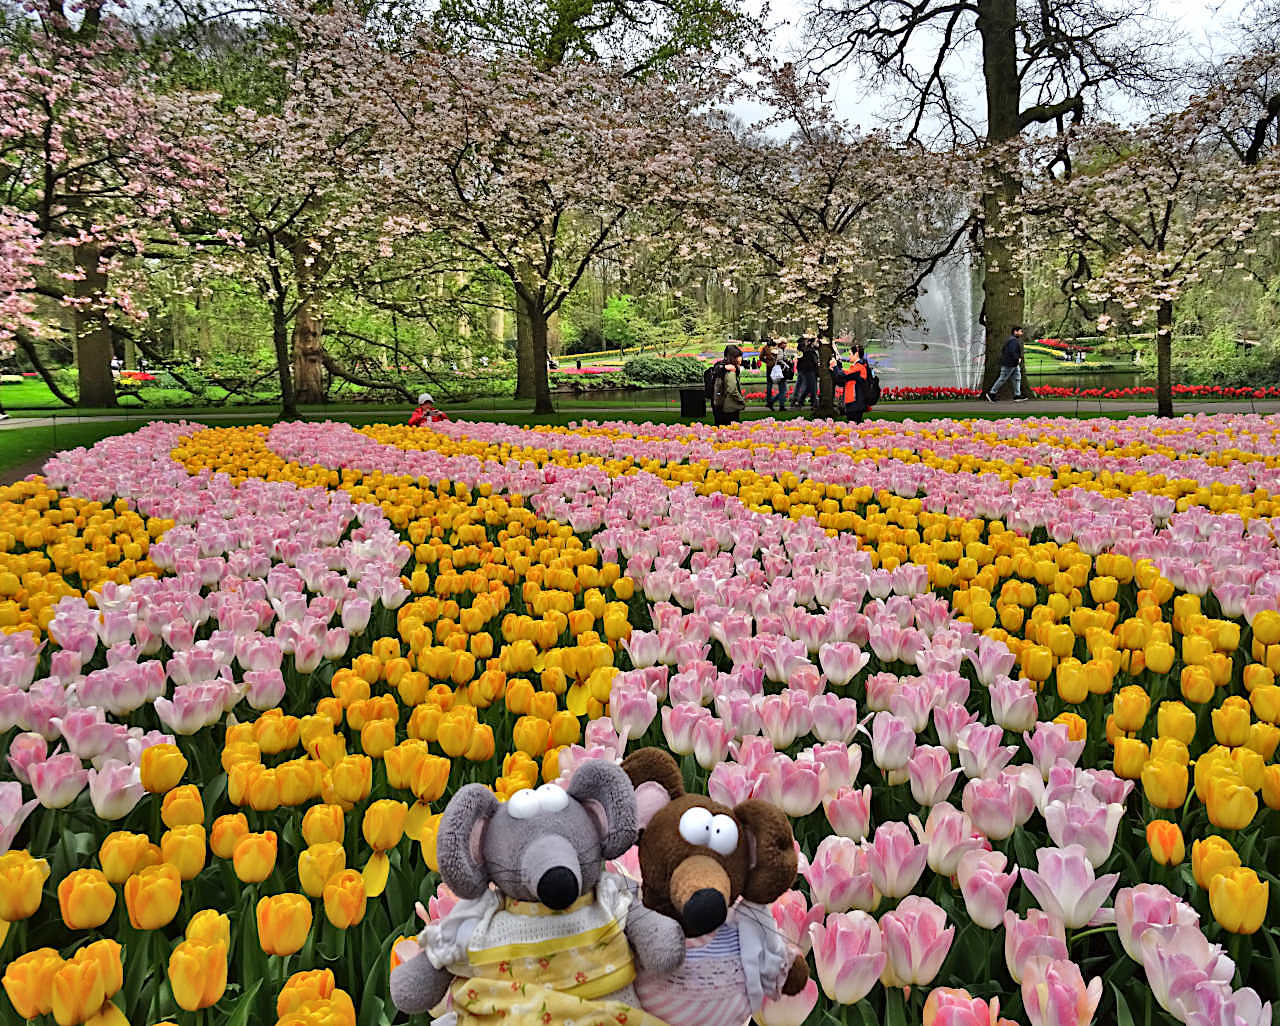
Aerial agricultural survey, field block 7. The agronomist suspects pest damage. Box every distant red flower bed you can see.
[552,366,621,375]
[119,370,157,382]
[742,384,1276,403]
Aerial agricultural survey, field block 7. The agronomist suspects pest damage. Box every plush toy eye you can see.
[707,815,739,856]
[678,806,713,847]
[507,789,541,820]
[535,783,569,813]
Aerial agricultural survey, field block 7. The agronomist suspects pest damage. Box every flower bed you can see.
[1,415,1277,1026]
[744,383,1280,402]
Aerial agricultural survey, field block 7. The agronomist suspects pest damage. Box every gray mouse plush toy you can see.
[389,759,686,1026]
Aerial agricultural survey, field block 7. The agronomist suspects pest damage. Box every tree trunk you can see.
[273,293,299,420]
[488,282,506,344]
[547,310,562,358]
[515,293,535,399]
[1156,298,1174,418]
[72,243,117,407]
[196,294,212,354]
[816,300,837,418]
[977,0,1026,390]
[292,295,326,405]
[528,304,555,414]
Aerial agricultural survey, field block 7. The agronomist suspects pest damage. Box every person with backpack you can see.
[984,325,1030,402]
[791,336,819,410]
[708,343,746,426]
[830,347,878,424]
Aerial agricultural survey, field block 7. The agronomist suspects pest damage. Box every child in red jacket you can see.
[409,392,448,426]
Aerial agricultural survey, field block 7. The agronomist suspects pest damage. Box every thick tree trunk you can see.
[1156,298,1174,418]
[528,305,555,414]
[273,294,299,420]
[515,293,535,399]
[72,243,117,407]
[977,0,1026,391]
[816,300,837,418]
[488,282,506,344]
[547,310,562,358]
[292,296,326,405]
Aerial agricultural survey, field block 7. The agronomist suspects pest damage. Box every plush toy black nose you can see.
[683,888,727,935]
[537,868,579,910]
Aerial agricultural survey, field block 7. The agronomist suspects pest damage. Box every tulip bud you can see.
[57,869,116,930]
[0,850,51,921]
[168,940,228,1011]
[1156,701,1196,745]
[232,831,277,883]
[257,893,314,956]
[209,813,250,860]
[1209,867,1269,934]
[302,804,346,847]
[1141,758,1188,810]
[161,825,207,881]
[1211,697,1252,748]
[323,869,368,929]
[186,910,231,948]
[1145,820,1184,866]
[1191,835,1241,890]
[1111,738,1147,780]
[363,799,408,852]
[299,842,347,898]
[160,784,205,829]
[140,743,187,793]
[124,863,182,930]
[1112,685,1150,734]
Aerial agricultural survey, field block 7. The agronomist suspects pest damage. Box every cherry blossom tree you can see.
[0,0,217,406]
[1024,81,1280,416]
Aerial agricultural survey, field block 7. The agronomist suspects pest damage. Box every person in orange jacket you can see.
[829,349,871,424]
[409,392,448,426]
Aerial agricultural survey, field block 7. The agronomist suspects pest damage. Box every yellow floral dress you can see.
[424,872,673,1026]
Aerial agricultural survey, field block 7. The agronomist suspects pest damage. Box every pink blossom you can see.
[908,745,961,806]
[989,676,1039,732]
[771,890,825,955]
[29,751,90,809]
[819,642,869,687]
[880,896,954,989]
[1139,924,1237,1021]
[0,781,38,855]
[1044,798,1124,868]
[6,732,47,785]
[1021,958,1103,1026]
[804,835,879,914]
[824,785,872,841]
[707,761,756,807]
[864,671,900,712]
[1020,845,1119,930]
[809,911,885,1004]
[758,692,810,749]
[909,802,988,878]
[956,722,1018,780]
[867,820,927,898]
[87,758,146,820]
[871,711,915,772]
[957,849,1017,929]
[1114,884,1199,962]
[1004,909,1070,984]
[1025,722,1086,779]
[753,754,823,817]
[755,979,818,1026]
[933,703,978,753]
[691,716,735,770]
[661,702,710,755]
[802,741,861,794]
[611,684,658,738]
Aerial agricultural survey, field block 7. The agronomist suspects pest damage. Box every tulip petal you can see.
[363,851,391,898]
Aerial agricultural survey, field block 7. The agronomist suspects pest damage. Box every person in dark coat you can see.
[791,336,819,409]
[984,326,1030,402]
[830,348,871,423]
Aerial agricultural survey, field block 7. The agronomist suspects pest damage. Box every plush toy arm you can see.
[625,904,686,975]
[390,954,452,1016]
[780,954,809,996]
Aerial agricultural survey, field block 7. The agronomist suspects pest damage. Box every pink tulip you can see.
[29,751,90,809]
[804,835,879,914]
[7,731,48,784]
[755,979,818,1026]
[611,684,658,738]
[731,734,777,774]
[809,911,885,1004]
[957,849,1017,929]
[1021,958,1103,1026]
[759,692,810,749]
[0,781,38,855]
[1114,884,1199,963]
[50,708,120,762]
[970,636,1017,686]
[154,683,227,735]
[871,711,915,772]
[667,672,708,708]
[691,716,735,770]
[1025,722,1086,780]
[341,596,372,633]
[868,821,927,898]
[293,633,324,674]
[957,722,1018,780]
[819,642,869,687]
[909,802,988,878]
[809,693,859,744]
[880,896,954,989]
[803,741,861,794]
[661,702,710,755]
[0,635,39,689]
[754,754,824,817]
[19,680,69,741]
[245,669,286,710]
[824,785,872,841]
[1139,923,1236,1022]
[771,890,825,955]
[864,671,900,712]
[908,745,961,807]
[713,689,761,737]
[323,628,350,662]
[1004,908,1070,984]
[923,988,1017,1026]
[934,703,978,753]
[962,775,1026,841]
[1044,798,1123,868]
[1184,983,1271,1026]
[707,761,756,807]
[0,685,27,734]
[989,676,1039,732]
[890,679,935,733]
[87,758,146,820]
[1020,845,1119,930]
[788,664,826,698]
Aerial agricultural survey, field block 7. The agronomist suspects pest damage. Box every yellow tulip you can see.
[420,814,443,872]
[73,939,122,1001]
[123,862,181,930]
[329,755,373,807]
[1211,698,1252,748]
[464,723,495,761]
[363,799,408,852]
[1243,663,1275,694]
[1250,683,1280,723]
[1180,665,1215,704]
[299,842,347,898]
[1112,685,1151,733]
[277,759,318,807]
[257,893,314,956]
[1055,660,1088,704]
[361,717,397,759]
[1112,737,1148,780]
[1209,867,1269,934]
[1205,775,1258,831]
[139,743,187,793]
[1053,712,1087,742]
[58,869,116,930]
[1146,820,1184,866]
[168,940,228,1012]
[1156,701,1196,745]
[302,804,347,847]
[1145,640,1176,673]
[323,869,368,929]
[513,714,552,756]
[160,785,205,828]
[1141,758,1188,810]
[1149,737,1190,766]
[384,740,429,791]
[50,952,106,1026]
[276,969,337,1018]
[185,910,231,948]
[2,948,62,1019]
[411,754,451,803]
[254,711,300,755]
[1245,721,1280,761]
[232,831,278,883]
[1191,835,1242,890]
[437,710,475,757]
[0,850,51,921]
[97,832,160,884]
[161,825,207,882]
[1021,645,1053,683]
[1262,765,1280,810]
[1252,609,1280,646]
[209,813,250,860]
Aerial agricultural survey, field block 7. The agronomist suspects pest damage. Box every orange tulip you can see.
[57,869,116,930]
[323,869,368,928]
[167,940,228,1012]
[124,863,182,930]
[257,893,314,956]
[232,831,277,883]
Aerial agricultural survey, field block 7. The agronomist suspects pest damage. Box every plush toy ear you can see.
[622,748,685,830]
[437,783,498,899]
[568,759,638,860]
[733,799,798,904]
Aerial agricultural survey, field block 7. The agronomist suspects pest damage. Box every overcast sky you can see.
[751,0,1252,131]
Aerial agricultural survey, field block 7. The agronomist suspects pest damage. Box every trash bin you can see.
[679,387,706,418]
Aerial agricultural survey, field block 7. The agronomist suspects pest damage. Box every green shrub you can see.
[622,355,705,385]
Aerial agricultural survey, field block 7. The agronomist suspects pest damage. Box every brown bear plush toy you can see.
[622,747,809,1026]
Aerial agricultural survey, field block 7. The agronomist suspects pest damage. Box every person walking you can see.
[985,325,1030,402]
[711,344,746,426]
[760,336,782,410]
[830,348,872,424]
[791,336,819,409]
